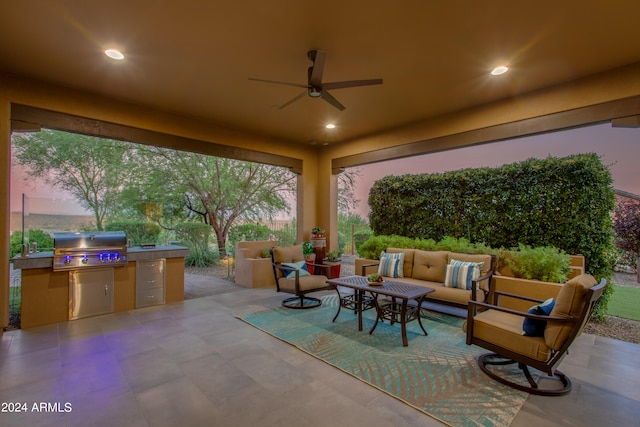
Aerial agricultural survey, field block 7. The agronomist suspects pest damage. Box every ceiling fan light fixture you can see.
[491,65,509,76]
[325,123,336,129]
[309,88,322,97]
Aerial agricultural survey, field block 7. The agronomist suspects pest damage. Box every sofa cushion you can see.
[447,252,493,277]
[522,298,556,337]
[429,285,478,305]
[444,259,483,290]
[378,251,404,278]
[545,274,597,350]
[386,248,415,278]
[412,250,448,282]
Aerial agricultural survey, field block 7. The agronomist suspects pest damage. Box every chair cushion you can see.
[522,298,555,337]
[467,309,552,362]
[412,250,448,282]
[378,251,404,278]
[272,245,304,264]
[444,259,483,290]
[278,274,329,293]
[282,261,310,279]
[545,274,598,350]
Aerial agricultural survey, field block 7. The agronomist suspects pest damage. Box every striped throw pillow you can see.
[443,259,483,290]
[377,251,405,278]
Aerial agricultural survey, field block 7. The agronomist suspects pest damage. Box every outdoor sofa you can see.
[356,248,495,310]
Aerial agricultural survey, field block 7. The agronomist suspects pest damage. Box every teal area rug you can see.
[238,295,527,427]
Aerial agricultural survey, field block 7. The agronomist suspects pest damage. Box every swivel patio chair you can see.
[271,245,331,309]
[464,274,606,396]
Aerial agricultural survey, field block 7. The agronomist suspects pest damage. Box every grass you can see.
[608,285,640,321]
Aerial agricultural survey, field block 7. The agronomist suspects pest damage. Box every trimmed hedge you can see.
[368,153,615,280]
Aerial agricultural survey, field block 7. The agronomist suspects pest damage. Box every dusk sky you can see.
[11,122,639,221]
[351,123,640,219]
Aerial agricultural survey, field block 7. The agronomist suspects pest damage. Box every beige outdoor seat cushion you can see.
[465,309,552,362]
[278,275,330,293]
[545,273,598,350]
[272,245,328,291]
[412,250,449,282]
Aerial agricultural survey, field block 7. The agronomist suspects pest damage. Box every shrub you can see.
[353,229,373,255]
[614,200,640,273]
[184,245,219,267]
[500,244,570,283]
[174,222,211,249]
[273,222,296,247]
[9,229,54,257]
[358,235,495,260]
[358,235,419,259]
[105,221,161,245]
[228,223,272,246]
[431,236,495,254]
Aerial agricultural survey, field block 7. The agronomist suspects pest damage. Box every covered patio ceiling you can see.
[2,1,640,147]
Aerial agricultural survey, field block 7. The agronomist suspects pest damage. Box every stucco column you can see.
[0,98,10,331]
[314,153,339,252]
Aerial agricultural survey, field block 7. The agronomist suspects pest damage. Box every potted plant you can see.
[261,247,271,258]
[326,250,341,262]
[302,241,315,274]
[367,272,383,286]
[311,227,324,238]
[302,241,315,261]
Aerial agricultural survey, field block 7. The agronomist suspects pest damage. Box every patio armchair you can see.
[464,274,606,396]
[270,245,331,309]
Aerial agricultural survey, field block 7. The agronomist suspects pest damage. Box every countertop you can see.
[12,245,190,270]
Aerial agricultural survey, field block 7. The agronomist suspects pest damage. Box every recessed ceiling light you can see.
[105,49,124,60]
[325,123,336,129]
[491,65,508,76]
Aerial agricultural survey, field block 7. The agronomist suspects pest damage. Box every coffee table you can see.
[327,275,435,346]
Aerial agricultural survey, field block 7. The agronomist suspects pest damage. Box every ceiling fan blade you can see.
[320,90,346,111]
[278,90,307,109]
[308,50,326,87]
[248,77,308,89]
[322,78,383,91]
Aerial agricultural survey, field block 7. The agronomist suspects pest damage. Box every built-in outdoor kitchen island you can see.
[13,232,190,329]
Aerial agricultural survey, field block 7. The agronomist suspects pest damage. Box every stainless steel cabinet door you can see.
[69,268,115,320]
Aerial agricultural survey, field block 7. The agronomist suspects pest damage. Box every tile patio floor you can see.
[1,273,639,426]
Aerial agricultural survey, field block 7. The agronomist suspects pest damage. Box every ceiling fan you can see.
[249,50,383,111]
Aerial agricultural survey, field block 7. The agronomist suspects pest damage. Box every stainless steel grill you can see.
[53,231,128,271]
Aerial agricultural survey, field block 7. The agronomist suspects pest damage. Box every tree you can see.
[614,200,640,281]
[135,147,297,256]
[11,130,138,230]
[338,167,362,213]
[337,211,370,255]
